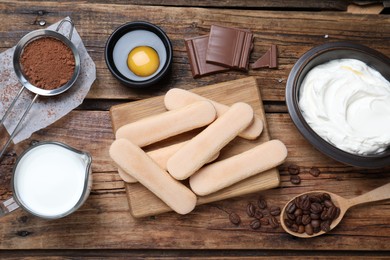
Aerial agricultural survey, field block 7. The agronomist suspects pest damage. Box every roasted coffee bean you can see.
[254,210,263,219]
[270,206,281,216]
[269,216,279,229]
[250,219,261,230]
[305,224,314,235]
[302,214,311,225]
[260,217,269,225]
[297,225,305,234]
[310,213,320,220]
[294,208,303,217]
[324,200,334,208]
[301,197,311,211]
[286,201,296,214]
[229,212,241,225]
[303,210,310,215]
[321,209,329,220]
[262,209,270,217]
[309,167,321,177]
[288,164,300,175]
[313,226,321,234]
[290,175,301,185]
[335,207,341,219]
[310,202,323,214]
[290,223,299,232]
[321,220,331,232]
[284,218,293,227]
[327,206,337,220]
[287,213,295,220]
[309,194,322,203]
[295,215,303,225]
[257,199,267,209]
[311,219,320,228]
[246,202,256,217]
[322,193,331,201]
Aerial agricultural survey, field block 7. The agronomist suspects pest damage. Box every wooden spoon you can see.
[280,182,390,238]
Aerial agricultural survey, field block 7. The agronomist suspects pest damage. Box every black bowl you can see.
[105,21,173,89]
[286,42,390,168]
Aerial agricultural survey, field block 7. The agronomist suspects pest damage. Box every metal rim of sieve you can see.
[13,27,81,96]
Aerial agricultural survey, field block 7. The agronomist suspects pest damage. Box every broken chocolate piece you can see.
[206,25,254,71]
[185,35,230,78]
[251,45,278,69]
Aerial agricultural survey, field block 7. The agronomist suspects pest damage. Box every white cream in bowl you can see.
[299,58,390,155]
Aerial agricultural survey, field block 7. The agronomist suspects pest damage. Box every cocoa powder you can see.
[20,37,75,90]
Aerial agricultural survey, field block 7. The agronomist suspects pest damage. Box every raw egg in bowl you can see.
[105,21,173,89]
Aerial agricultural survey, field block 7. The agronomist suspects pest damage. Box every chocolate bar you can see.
[251,45,278,69]
[185,35,230,78]
[206,25,254,71]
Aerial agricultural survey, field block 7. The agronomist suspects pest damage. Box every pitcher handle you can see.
[55,18,75,41]
[0,197,19,217]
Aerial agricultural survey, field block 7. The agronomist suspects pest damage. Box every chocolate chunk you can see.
[185,35,229,78]
[251,45,278,69]
[206,25,253,71]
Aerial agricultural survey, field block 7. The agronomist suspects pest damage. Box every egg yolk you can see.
[127,46,160,77]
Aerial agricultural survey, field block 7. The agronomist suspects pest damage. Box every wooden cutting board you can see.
[110,77,280,218]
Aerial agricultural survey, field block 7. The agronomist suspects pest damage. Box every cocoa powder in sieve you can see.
[20,37,75,90]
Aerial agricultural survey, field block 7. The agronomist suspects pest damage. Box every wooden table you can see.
[0,1,389,258]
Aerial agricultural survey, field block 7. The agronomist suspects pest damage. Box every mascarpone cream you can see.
[299,58,390,155]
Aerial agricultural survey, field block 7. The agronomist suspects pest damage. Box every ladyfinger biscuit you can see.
[164,88,263,140]
[189,140,287,196]
[116,100,216,147]
[118,141,220,183]
[110,139,197,215]
[167,102,254,180]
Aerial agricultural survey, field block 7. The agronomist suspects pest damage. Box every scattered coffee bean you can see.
[254,210,263,219]
[246,202,256,217]
[309,167,321,177]
[284,192,340,236]
[250,219,261,230]
[229,212,241,226]
[269,216,279,229]
[257,198,267,209]
[262,209,270,216]
[288,164,300,175]
[269,206,281,216]
[290,175,301,185]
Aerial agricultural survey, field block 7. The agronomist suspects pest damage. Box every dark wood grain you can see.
[0,1,388,102]
[22,0,352,10]
[0,0,389,257]
[0,109,389,251]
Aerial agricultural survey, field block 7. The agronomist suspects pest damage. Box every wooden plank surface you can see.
[0,1,388,103]
[0,0,389,257]
[110,77,280,217]
[0,110,389,251]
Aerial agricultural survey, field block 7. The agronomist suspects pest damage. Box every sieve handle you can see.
[0,197,19,217]
[0,87,25,127]
[0,94,39,160]
[56,18,75,41]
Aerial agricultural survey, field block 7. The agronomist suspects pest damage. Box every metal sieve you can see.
[0,18,81,160]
